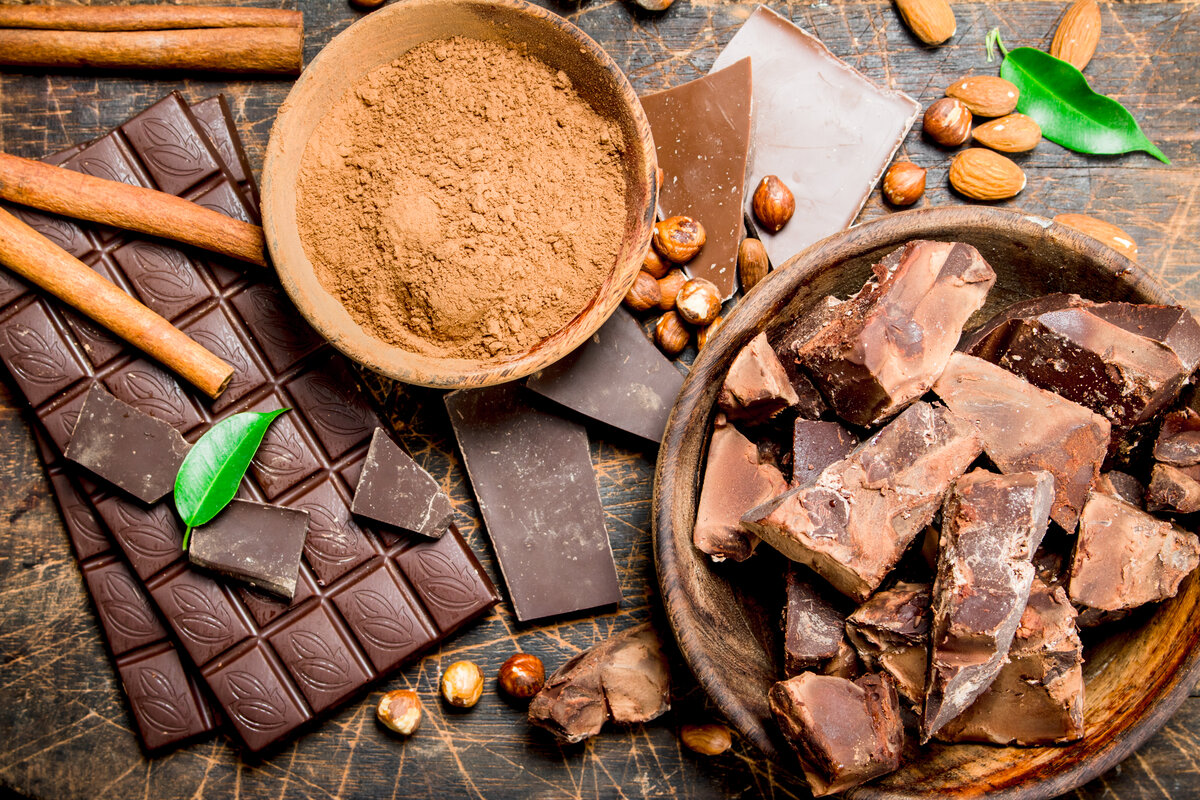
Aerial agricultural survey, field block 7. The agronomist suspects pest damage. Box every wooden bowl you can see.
[262,0,655,388]
[653,206,1200,799]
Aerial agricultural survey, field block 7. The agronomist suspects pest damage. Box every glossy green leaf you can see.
[175,409,289,548]
[986,29,1168,163]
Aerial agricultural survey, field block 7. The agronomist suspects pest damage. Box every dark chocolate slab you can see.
[351,428,453,538]
[189,500,309,599]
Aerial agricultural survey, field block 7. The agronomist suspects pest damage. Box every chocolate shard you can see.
[1146,462,1200,513]
[1096,470,1145,507]
[790,418,857,488]
[846,581,931,706]
[768,672,904,797]
[1070,492,1200,611]
[742,402,982,601]
[64,383,190,504]
[693,414,787,562]
[933,352,1111,531]
[718,332,801,423]
[958,293,1091,361]
[188,500,309,599]
[351,428,453,538]
[1089,301,1200,373]
[528,623,670,744]
[793,241,996,427]
[821,638,863,681]
[922,469,1054,742]
[937,578,1084,746]
[784,565,846,675]
[1154,408,1200,467]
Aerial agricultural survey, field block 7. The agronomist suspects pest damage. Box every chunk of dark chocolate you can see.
[821,639,863,681]
[743,402,982,601]
[846,581,930,706]
[1154,409,1200,467]
[958,293,1090,361]
[784,566,846,675]
[1089,301,1200,372]
[1070,492,1200,611]
[1146,462,1200,513]
[792,241,995,427]
[718,332,801,423]
[1096,470,1145,506]
[790,419,856,488]
[351,428,452,538]
[188,500,309,599]
[922,469,1054,742]
[64,383,190,503]
[933,353,1110,531]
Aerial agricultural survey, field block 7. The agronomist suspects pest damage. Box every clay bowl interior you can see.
[262,0,655,388]
[653,206,1200,800]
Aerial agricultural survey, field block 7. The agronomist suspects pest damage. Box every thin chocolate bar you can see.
[445,383,621,622]
[846,581,930,706]
[783,565,845,675]
[790,419,856,488]
[717,332,800,423]
[351,428,453,538]
[188,499,309,599]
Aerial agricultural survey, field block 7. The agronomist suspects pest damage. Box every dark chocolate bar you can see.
[189,499,309,599]
[351,428,453,538]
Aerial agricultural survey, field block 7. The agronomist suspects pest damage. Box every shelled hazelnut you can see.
[737,238,769,292]
[882,162,927,206]
[698,316,723,350]
[440,660,484,708]
[656,311,691,356]
[923,97,972,147]
[654,216,706,263]
[676,278,722,326]
[751,175,795,233]
[498,653,545,701]
[680,723,733,756]
[624,270,663,311]
[376,689,422,735]
[657,268,688,311]
[642,246,670,279]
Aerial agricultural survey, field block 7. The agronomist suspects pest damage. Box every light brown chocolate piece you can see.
[1146,462,1200,513]
[717,332,800,423]
[1155,408,1200,467]
[846,581,930,706]
[784,566,846,675]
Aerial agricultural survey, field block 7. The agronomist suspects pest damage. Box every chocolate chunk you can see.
[1097,470,1145,506]
[445,384,621,621]
[923,469,1054,742]
[784,566,846,674]
[937,578,1084,746]
[743,402,982,601]
[821,639,863,681]
[1146,462,1200,513]
[1154,408,1200,466]
[693,414,787,562]
[717,332,800,422]
[188,500,309,599]
[769,672,904,797]
[640,58,753,300]
[793,241,996,426]
[64,383,190,503]
[790,419,857,488]
[1070,492,1200,611]
[351,428,453,538]
[1089,301,1200,372]
[933,352,1111,531]
[958,293,1090,360]
[846,581,930,706]
[525,307,684,444]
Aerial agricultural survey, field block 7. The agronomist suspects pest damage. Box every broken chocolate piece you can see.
[793,241,996,427]
[769,672,904,797]
[1146,462,1200,513]
[1097,470,1145,507]
[821,639,863,681]
[784,565,846,675]
[1154,409,1200,467]
[1089,301,1200,373]
[528,623,670,743]
[693,415,788,561]
[1070,492,1200,611]
[790,419,856,488]
[958,293,1090,361]
[351,428,452,538]
[937,578,1084,746]
[743,402,982,601]
[933,352,1111,531]
[188,500,309,599]
[718,332,800,422]
[846,581,930,706]
[64,383,190,504]
[923,469,1054,742]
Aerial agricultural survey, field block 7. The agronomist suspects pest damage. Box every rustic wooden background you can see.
[2,0,1199,798]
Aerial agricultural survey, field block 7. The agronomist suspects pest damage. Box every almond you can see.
[894,0,956,46]
[1051,0,1101,71]
[946,76,1019,117]
[949,148,1026,200]
[1053,213,1138,260]
[972,113,1042,153]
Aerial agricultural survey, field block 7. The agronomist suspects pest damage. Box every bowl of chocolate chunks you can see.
[653,205,1200,799]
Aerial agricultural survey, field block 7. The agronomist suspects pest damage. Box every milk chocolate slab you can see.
[743,402,982,601]
[351,428,452,538]
[922,469,1054,742]
[790,419,857,488]
[1070,492,1200,611]
[640,58,753,299]
[793,241,996,427]
[933,353,1111,531]
[65,383,190,503]
[1146,462,1200,513]
[783,566,846,675]
[1155,409,1200,466]
[717,332,800,423]
[693,414,787,562]
[525,307,683,444]
[846,581,930,706]
[710,7,919,269]
[445,384,620,621]
[188,500,309,599]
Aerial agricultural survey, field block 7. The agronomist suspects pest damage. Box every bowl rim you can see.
[261,0,656,389]
[652,205,1199,800]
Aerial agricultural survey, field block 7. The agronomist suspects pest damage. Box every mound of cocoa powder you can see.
[295,36,627,359]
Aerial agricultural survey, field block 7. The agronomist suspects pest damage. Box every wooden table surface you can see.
[2,1,1199,798]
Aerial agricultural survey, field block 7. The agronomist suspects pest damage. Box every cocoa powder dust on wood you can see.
[295,37,627,360]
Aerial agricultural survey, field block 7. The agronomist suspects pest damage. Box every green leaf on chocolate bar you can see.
[175,408,289,549]
[985,29,1168,163]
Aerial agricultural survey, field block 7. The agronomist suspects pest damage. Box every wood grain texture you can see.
[1,1,1198,798]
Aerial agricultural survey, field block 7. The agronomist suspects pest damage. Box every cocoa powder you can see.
[295,37,627,359]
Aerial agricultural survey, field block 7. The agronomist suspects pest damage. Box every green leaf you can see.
[174,409,289,548]
[986,29,1168,163]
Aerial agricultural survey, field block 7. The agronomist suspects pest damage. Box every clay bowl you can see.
[653,206,1200,799]
[262,0,655,388]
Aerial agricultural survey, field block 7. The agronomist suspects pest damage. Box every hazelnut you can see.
[656,311,691,357]
[737,238,769,292]
[497,653,545,700]
[653,216,706,264]
[882,162,927,206]
[376,689,422,735]
[923,97,972,147]
[440,660,484,708]
[675,278,722,326]
[624,270,662,312]
[657,268,688,311]
[680,723,733,756]
[698,315,722,350]
[642,246,670,279]
[751,175,795,233]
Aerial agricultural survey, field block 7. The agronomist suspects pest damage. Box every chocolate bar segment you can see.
[846,581,930,706]
[351,428,453,538]
[717,332,800,423]
[188,500,309,599]
[783,566,845,675]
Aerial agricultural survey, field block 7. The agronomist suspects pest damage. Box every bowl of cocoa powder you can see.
[262,0,656,387]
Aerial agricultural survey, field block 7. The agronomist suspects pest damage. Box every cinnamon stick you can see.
[0,5,302,32]
[0,207,232,399]
[0,152,268,268]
